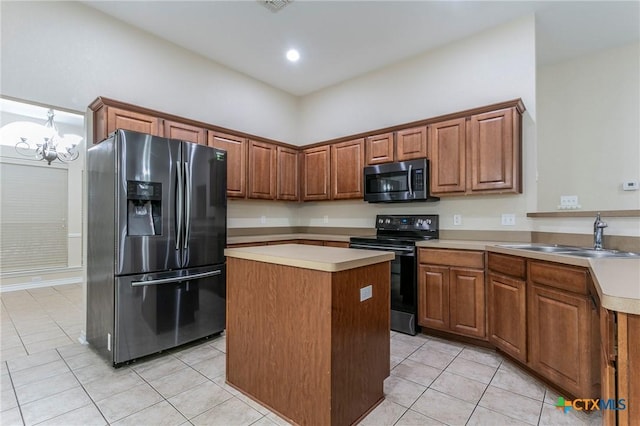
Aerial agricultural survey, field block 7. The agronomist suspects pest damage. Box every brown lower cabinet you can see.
[601,310,640,425]
[527,260,599,399]
[487,271,527,363]
[417,249,486,339]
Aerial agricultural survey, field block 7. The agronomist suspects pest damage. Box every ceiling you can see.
[83,1,639,96]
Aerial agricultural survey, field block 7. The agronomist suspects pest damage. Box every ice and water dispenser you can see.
[127,180,162,236]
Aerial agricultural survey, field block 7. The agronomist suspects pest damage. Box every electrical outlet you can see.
[453,214,462,226]
[501,214,516,226]
[623,180,639,191]
[559,195,581,209]
[260,216,266,224]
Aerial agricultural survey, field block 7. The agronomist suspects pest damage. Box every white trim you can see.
[0,276,82,292]
[1,266,83,279]
[68,233,82,238]
[78,330,88,345]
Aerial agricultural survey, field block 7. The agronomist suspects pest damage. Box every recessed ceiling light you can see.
[286,49,300,62]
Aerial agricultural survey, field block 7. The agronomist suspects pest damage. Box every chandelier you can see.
[14,109,79,165]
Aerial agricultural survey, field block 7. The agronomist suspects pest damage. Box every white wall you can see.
[297,16,536,144]
[0,1,298,143]
[537,42,640,212]
[296,16,538,233]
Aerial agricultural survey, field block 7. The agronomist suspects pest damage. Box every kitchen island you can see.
[224,244,394,426]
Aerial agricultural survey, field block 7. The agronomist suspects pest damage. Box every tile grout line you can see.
[4,359,27,426]
[55,347,110,426]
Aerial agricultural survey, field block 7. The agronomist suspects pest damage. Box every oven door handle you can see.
[350,243,414,254]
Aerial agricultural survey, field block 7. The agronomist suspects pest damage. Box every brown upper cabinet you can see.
[364,126,427,166]
[248,141,277,200]
[277,146,299,201]
[208,131,247,199]
[301,145,331,201]
[91,102,161,143]
[301,139,364,201]
[429,118,467,195]
[396,126,428,161]
[365,132,394,165]
[429,103,523,196]
[163,120,205,145]
[331,139,365,200]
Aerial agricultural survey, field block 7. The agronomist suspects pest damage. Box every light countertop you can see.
[224,244,394,272]
[224,234,640,315]
[417,239,640,315]
[227,233,352,245]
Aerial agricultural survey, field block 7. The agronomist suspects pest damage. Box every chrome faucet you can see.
[593,213,608,250]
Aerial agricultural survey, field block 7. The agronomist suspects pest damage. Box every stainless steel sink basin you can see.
[562,249,640,258]
[498,244,640,258]
[498,244,582,253]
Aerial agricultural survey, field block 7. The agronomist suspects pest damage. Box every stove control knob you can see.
[378,218,384,224]
[385,218,391,224]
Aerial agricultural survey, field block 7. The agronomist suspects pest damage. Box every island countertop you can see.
[224,244,395,272]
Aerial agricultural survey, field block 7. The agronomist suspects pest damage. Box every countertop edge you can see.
[417,240,640,315]
[225,246,395,272]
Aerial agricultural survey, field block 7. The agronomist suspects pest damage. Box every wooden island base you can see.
[225,250,391,426]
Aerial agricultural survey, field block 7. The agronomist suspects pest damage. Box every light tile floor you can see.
[1,284,601,425]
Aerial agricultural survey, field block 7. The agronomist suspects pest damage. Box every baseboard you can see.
[0,276,83,293]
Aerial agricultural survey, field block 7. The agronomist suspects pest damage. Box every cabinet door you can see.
[428,118,466,195]
[487,272,527,363]
[208,132,247,198]
[276,146,299,201]
[365,133,394,165]
[468,107,520,193]
[302,145,331,201]
[528,283,592,397]
[618,313,640,425]
[248,141,277,200]
[417,265,449,330]
[450,268,486,339]
[163,120,205,145]
[331,139,365,200]
[106,107,161,137]
[396,126,427,161]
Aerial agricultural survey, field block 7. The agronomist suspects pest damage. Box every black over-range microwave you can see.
[363,158,440,203]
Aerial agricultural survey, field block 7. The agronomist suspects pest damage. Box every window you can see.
[0,162,69,272]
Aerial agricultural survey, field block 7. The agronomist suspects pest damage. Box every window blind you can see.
[0,162,68,272]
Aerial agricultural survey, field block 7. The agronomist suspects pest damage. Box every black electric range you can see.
[349,214,439,335]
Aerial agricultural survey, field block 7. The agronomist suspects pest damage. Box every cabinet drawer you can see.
[488,253,526,279]
[418,249,484,269]
[528,261,588,295]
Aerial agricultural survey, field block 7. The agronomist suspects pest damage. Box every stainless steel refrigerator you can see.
[87,129,227,365]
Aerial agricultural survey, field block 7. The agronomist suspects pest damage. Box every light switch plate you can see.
[360,285,372,302]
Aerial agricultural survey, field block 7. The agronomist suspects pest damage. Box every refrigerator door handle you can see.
[175,161,183,250]
[131,269,222,287]
[184,162,191,249]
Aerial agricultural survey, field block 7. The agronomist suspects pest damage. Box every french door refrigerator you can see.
[87,129,227,365]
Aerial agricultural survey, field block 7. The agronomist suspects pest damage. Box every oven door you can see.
[349,243,417,335]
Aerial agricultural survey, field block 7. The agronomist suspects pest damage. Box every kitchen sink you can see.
[498,244,582,253]
[498,244,640,258]
[562,249,640,258]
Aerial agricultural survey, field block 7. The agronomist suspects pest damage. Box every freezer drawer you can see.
[114,264,226,364]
